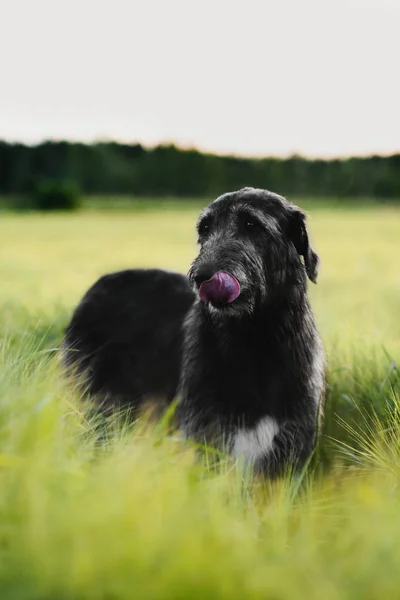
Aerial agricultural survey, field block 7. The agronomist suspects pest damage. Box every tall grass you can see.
[1,334,400,599]
[0,201,400,598]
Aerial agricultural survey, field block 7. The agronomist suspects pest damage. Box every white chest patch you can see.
[231,416,280,464]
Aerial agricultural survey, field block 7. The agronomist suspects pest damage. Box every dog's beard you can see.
[202,293,256,321]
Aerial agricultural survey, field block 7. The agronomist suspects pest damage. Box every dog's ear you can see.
[287,207,319,283]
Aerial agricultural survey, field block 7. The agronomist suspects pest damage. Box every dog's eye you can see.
[199,221,210,235]
[239,213,260,232]
[245,219,257,230]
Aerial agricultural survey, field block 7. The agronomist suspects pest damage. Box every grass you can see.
[0,198,400,599]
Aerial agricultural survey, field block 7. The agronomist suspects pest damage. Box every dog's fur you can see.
[62,269,194,413]
[177,188,325,476]
[63,187,325,476]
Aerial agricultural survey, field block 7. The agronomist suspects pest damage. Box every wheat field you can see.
[0,200,400,599]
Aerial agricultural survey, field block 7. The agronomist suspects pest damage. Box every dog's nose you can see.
[193,270,213,288]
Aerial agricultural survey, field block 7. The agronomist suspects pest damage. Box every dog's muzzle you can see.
[198,271,241,305]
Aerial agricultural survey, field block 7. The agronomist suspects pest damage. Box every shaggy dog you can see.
[63,188,325,476]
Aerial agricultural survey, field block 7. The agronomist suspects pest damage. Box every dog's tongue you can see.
[199,271,240,304]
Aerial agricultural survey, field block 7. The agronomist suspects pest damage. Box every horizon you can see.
[1,0,399,159]
[1,136,399,162]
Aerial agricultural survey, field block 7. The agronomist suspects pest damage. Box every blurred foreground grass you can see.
[1,199,400,599]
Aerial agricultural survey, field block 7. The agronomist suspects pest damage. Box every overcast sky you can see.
[1,0,399,157]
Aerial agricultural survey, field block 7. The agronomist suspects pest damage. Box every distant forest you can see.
[1,140,399,199]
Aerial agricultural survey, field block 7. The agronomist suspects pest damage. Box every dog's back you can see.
[62,269,195,412]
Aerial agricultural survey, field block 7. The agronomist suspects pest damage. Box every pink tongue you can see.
[199,271,241,304]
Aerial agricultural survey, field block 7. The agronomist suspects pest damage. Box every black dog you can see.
[62,269,194,413]
[178,187,325,476]
[63,188,325,476]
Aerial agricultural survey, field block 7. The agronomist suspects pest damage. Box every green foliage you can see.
[1,139,400,199]
[31,178,81,211]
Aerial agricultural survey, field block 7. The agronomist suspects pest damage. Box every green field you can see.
[1,200,400,599]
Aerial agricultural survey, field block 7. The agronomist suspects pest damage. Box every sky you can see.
[1,0,399,158]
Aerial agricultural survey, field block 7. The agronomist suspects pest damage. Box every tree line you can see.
[1,140,399,199]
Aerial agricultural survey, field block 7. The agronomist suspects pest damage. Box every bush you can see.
[31,178,81,211]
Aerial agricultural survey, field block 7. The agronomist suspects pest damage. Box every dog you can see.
[177,187,325,476]
[63,188,325,476]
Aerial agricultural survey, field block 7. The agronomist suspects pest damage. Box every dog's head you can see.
[188,187,319,317]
